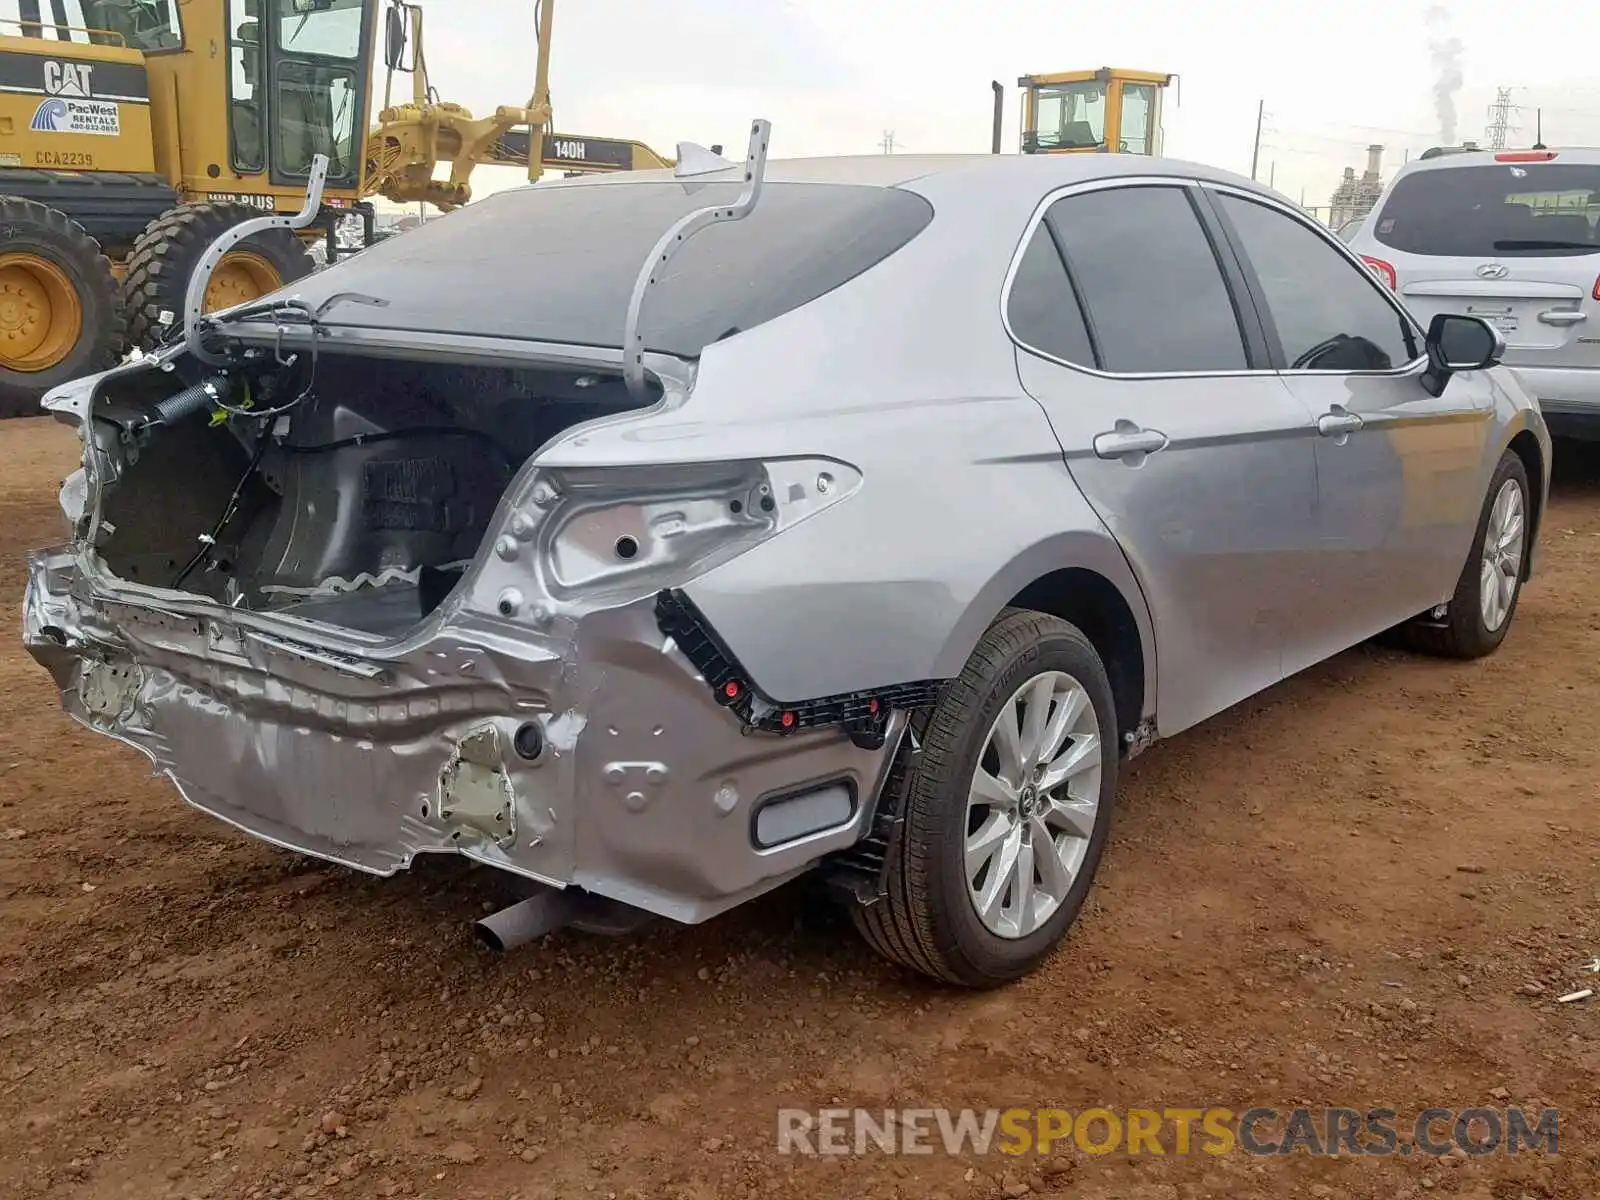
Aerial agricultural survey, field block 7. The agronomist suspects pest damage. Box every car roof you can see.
[247,151,1293,363]
[1386,145,1600,181]
[521,150,1281,201]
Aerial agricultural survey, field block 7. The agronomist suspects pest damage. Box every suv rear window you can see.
[277,180,935,356]
[1370,162,1600,257]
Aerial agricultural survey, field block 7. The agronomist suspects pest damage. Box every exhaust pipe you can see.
[473,886,653,952]
[991,81,1004,154]
[473,889,578,952]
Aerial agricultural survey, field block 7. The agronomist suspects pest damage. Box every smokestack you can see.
[1423,6,1464,146]
[1365,144,1384,177]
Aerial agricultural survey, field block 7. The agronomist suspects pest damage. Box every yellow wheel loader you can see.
[993,67,1175,156]
[0,0,674,416]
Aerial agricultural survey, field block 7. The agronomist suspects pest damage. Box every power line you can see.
[879,130,897,154]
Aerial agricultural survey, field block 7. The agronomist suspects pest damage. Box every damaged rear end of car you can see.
[22,135,938,938]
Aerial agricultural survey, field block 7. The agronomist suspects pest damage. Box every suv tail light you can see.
[1361,256,1397,289]
[1495,150,1558,162]
[1592,274,1600,302]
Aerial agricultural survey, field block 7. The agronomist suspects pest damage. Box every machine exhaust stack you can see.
[991,81,1004,153]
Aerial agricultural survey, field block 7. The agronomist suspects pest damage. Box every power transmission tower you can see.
[879,130,897,154]
[1485,87,1519,150]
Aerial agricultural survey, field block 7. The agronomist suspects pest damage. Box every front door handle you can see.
[1539,308,1587,327]
[1317,405,1365,437]
[1093,420,1169,460]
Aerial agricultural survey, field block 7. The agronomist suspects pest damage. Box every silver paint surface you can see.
[22,151,1553,922]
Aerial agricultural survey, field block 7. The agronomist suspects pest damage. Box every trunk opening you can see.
[86,349,663,635]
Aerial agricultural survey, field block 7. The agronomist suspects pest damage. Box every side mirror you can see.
[384,4,408,70]
[1421,312,1504,396]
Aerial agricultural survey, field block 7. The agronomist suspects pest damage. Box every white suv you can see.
[1347,147,1600,438]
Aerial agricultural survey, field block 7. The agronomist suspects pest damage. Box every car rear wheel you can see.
[852,607,1118,987]
[1402,447,1530,659]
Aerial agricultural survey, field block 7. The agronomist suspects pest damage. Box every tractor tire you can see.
[0,196,123,419]
[120,203,316,351]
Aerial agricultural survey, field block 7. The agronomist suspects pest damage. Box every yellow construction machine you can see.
[1000,67,1175,156]
[0,0,674,415]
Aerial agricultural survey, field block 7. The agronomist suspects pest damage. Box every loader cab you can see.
[226,0,375,192]
[1019,68,1173,155]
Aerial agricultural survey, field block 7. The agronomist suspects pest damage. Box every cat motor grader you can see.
[0,0,674,415]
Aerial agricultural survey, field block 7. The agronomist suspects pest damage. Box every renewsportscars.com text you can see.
[776,1106,1559,1158]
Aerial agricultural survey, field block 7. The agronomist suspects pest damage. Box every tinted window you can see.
[269,181,935,356]
[1371,163,1600,258]
[1218,193,1416,371]
[1048,185,1248,373]
[1006,227,1095,365]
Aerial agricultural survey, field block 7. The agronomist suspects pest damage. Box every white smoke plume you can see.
[1424,5,1464,145]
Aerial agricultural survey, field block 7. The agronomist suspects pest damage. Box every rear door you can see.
[1204,184,1496,670]
[1362,156,1600,373]
[1007,179,1323,736]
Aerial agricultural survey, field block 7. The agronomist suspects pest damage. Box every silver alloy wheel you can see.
[964,669,1103,940]
[1480,477,1526,633]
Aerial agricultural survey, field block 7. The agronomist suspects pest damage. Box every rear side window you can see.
[1046,185,1249,373]
[1371,162,1600,258]
[1216,193,1418,371]
[277,181,936,355]
[1006,226,1095,365]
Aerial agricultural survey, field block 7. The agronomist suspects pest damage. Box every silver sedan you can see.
[24,143,1550,988]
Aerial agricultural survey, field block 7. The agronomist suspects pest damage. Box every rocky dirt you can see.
[1,415,1597,1200]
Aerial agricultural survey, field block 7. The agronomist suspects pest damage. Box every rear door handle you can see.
[1317,406,1365,437]
[1093,421,1168,460]
[1539,308,1587,326]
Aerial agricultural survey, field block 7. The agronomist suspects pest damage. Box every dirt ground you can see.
[1,416,1597,1200]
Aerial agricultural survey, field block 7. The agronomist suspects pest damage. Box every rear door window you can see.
[1045,184,1249,373]
[1371,162,1600,258]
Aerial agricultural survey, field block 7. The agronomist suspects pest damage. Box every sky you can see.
[383,0,1600,215]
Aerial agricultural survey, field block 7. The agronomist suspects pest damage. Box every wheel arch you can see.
[1505,428,1545,581]
[933,531,1157,746]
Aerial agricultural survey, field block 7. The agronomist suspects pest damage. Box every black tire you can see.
[852,607,1119,988]
[0,196,122,419]
[1401,447,1531,659]
[120,203,316,351]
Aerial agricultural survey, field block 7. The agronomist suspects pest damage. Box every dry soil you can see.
[1,417,1597,1200]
